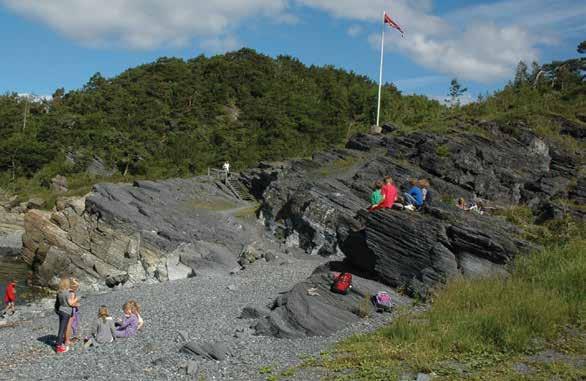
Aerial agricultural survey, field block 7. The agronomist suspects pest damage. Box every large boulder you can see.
[250,263,411,338]
[350,207,532,297]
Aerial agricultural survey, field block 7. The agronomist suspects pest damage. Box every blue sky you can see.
[0,0,584,102]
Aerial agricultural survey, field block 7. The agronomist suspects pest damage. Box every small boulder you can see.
[26,198,46,210]
[51,175,68,193]
[239,305,271,319]
[264,252,277,262]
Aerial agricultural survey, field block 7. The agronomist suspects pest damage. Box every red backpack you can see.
[331,273,352,295]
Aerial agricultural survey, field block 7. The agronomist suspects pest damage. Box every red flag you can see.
[384,12,404,36]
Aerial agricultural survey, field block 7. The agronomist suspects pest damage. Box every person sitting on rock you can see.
[418,179,432,207]
[83,305,116,349]
[457,197,468,210]
[404,179,423,210]
[3,279,16,316]
[368,180,385,211]
[114,301,139,338]
[128,300,144,331]
[380,176,398,209]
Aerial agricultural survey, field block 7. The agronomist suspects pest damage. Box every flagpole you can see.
[376,11,385,128]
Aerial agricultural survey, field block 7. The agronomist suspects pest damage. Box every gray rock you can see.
[239,305,271,320]
[182,341,230,361]
[253,263,410,338]
[26,198,45,210]
[416,373,433,381]
[264,252,277,262]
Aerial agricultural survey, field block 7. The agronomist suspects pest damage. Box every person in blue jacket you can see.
[404,179,423,208]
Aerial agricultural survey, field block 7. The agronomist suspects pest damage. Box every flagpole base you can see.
[370,125,383,134]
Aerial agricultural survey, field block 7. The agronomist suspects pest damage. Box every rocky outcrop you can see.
[352,207,533,297]
[240,122,583,333]
[249,263,411,338]
[22,178,260,290]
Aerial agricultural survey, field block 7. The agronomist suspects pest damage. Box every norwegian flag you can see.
[384,11,404,36]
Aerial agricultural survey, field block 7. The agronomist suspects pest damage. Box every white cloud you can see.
[200,35,242,54]
[298,0,584,83]
[347,25,362,37]
[394,75,448,91]
[1,0,290,49]
[2,0,584,82]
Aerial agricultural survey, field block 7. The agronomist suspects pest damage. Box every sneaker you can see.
[405,204,415,211]
[56,345,69,353]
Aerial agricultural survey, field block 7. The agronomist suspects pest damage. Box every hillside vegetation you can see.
[0,49,443,199]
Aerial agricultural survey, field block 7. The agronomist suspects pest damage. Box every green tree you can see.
[514,61,529,86]
[448,78,467,106]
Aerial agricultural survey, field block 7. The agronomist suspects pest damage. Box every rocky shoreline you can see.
[0,252,413,381]
[0,122,583,380]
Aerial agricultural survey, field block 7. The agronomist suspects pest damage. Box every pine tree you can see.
[448,78,467,106]
[514,61,529,86]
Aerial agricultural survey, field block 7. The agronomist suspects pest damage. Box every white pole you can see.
[376,12,385,127]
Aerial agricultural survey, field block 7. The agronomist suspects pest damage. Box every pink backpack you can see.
[372,291,392,312]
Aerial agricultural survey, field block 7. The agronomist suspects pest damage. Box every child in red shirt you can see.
[380,176,398,208]
[3,279,16,315]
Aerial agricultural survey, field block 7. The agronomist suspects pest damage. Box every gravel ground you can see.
[0,252,406,381]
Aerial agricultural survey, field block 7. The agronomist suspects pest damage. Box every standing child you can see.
[114,301,139,338]
[3,279,16,315]
[65,278,81,346]
[83,306,116,348]
[54,277,77,353]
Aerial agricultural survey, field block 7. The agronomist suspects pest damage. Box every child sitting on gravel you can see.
[84,306,116,348]
[128,300,144,331]
[114,301,139,338]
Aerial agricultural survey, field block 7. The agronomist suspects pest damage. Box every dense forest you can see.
[0,44,584,199]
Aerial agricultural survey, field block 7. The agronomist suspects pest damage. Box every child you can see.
[404,179,423,209]
[83,306,115,348]
[65,278,81,346]
[128,300,144,331]
[54,277,77,353]
[114,301,139,338]
[380,176,398,208]
[457,197,468,210]
[418,179,432,206]
[3,279,16,315]
[368,180,385,211]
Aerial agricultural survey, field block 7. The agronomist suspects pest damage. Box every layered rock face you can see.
[23,178,258,290]
[246,123,582,297]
